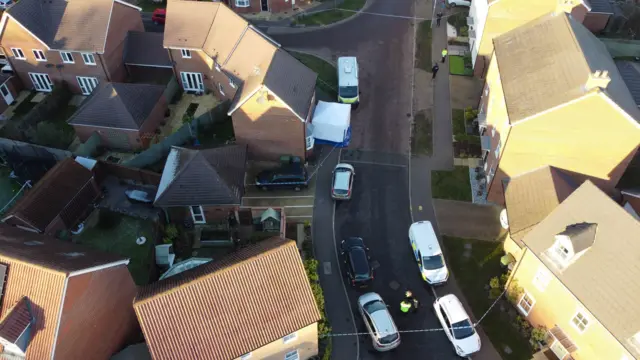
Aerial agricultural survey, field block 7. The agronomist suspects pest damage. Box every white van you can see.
[337,57,359,106]
[408,221,449,285]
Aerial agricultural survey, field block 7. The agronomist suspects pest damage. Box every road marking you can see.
[242,195,315,199]
[341,160,407,168]
[336,8,430,20]
[286,215,314,218]
[281,205,315,208]
[332,148,359,360]
[324,262,332,275]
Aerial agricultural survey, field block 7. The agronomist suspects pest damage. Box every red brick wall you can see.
[72,124,142,150]
[139,95,168,148]
[103,2,144,82]
[582,12,611,33]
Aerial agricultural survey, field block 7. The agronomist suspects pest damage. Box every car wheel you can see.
[294,186,301,191]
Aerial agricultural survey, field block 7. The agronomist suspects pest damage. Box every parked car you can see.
[447,0,471,6]
[332,163,355,200]
[433,294,481,357]
[255,164,308,191]
[358,292,401,351]
[0,0,14,10]
[409,221,449,285]
[151,8,166,25]
[341,237,373,287]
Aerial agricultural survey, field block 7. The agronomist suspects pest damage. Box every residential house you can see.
[2,157,101,236]
[163,1,317,160]
[620,189,640,220]
[123,31,173,85]
[224,0,311,14]
[0,226,138,360]
[0,0,144,95]
[68,82,168,150]
[134,237,322,360]
[468,0,613,77]
[504,180,640,360]
[478,12,640,205]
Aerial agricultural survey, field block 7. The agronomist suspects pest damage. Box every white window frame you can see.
[570,310,590,333]
[532,266,552,292]
[235,0,250,7]
[553,243,571,262]
[215,62,221,72]
[283,332,297,344]
[218,83,225,96]
[240,353,252,360]
[60,52,74,64]
[491,127,496,137]
[81,53,96,65]
[517,292,535,316]
[181,49,191,59]
[190,205,206,224]
[229,79,237,89]
[284,350,299,360]
[11,48,25,60]
[32,49,46,62]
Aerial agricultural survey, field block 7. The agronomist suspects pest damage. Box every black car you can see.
[255,165,308,191]
[341,237,373,287]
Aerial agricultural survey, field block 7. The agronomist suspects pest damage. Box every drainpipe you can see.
[97,53,111,82]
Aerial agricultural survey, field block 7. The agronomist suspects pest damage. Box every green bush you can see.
[530,325,547,344]
[34,122,73,149]
[321,339,332,360]
[304,258,319,282]
[460,26,469,37]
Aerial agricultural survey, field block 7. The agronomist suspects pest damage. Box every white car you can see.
[357,292,400,351]
[433,294,481,357]
[409,221,449,285]
[447,0,471,7]
[0,0,13,9]
[331,163,355,200]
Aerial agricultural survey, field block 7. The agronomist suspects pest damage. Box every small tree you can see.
[530,325,548,350]
[488,276,502,299]
[163,223,179,244]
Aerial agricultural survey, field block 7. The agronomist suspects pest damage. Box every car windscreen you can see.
[363,300,386,314]
[451,319,475,340]
[422,254,445,270]
[339,86,358,99]
[379,331,399,345]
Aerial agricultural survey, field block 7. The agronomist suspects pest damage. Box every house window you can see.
[218,83,225,96]
[10,48,25,60]
[81,53,96,65]
[60,52,74,63]
[32,49,46,62]
[571,311,590,333]
[517,292,535,316]
[494,139,501,159]
[236,0,250,7]
[240,353,252,360]
[532,267,552,292]
[190,206,206,224]
[284,350,299,360]
[283,332,297,344]
[554,243,571,261]
[229,79,237,89]
[181,49,191,58]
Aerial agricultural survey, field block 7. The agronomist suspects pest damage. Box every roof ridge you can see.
[194,150,239,204]
[0,255,70,277]
[153,148,198,205]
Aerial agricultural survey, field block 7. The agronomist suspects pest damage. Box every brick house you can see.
[68,82,168,150]
[0,73,22,115]
[501,180,640,360]
[478,12,640,205]
[0,226,138,360]
[0,0,144,95]
[163,1,317,160]
[1,157,101,236]
[134,237,321,360]
[468,0,613,77]
[223,0,312,14]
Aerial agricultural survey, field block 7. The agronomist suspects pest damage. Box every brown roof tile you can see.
[134,237,321,360]
[124,31,172,67]
[222,28,278,81]
[0,297,34,346]
[4,158,99,232]
[163,0,221,49]
[203,4,248,64]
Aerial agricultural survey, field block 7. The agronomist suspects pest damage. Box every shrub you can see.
[164,224,179,240]
[304,258,319,282]
[464,107,479,122]
[460,26,469,37]
[506,279,524,303]
[489,276,502,299]
[530,325,548,350]
[321,339,332,360]
[34,122,73,149]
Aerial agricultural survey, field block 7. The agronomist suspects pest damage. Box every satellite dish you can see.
[136,237,147,245]
[500,209,509,229]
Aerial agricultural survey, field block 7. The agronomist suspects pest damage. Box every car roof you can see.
[334,170,352,190]
[337,57,358,87]
[154,8,166,14]
[409,221,442,256]
[369,307,397,338]
[439,294,470,323]
[335,163,355,171]
[358,292,382,306]
[349,247,370,274]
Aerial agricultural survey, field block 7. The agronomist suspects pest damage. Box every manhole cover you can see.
[323,262,332,275]
[371,260,380,270]
[389,280,400,290]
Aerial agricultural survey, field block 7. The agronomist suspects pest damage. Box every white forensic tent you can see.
[310,101,351,144]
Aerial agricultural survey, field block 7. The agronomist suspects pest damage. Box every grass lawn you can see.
[442,236,533,360]
[416,20,433,72]
[431,166,471,201]
[74,211,156,285]
[452,108,465,135]
[294,0,365,26]
[291,52,338,97]
[449,55,473,76]
[411,110,432,155]
[0,168,24,216]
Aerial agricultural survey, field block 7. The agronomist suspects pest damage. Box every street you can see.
[142,12,164,33]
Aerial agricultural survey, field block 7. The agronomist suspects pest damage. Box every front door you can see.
[77,76,99,95]
[261,0,268,11]
[180,72,204,92]
[28,73,52,92]
[0,83,13,105]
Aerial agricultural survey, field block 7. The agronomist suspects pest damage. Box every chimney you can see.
[556,0,583,14]
[584,70,611,91]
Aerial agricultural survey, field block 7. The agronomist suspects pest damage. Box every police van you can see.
[408,221,449,285]
[337,57,359,107]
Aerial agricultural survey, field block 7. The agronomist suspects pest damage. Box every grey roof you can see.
[263,50,317,120]
[68,83,165,130]
[585,0,614,13]
[615,61,640,106]
[0,74,12,86]
[154,145,247,207]
[6,0,133,52]
[557,222,597,253]
[124,31,172,68]
[522,181,640,357]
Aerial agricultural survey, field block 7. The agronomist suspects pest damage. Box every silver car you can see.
[331,163,355,200]
[357,292,401,351]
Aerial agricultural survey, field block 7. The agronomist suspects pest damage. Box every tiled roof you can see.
[615,60,640,106]
[68,83,165,130]
[522,181,640,358]
[585,0,614,13]
[154,145,247,207]
[0,297,34,347]
[124,31,172,67]
[134,237,321,360]
[504,166,579,242]
[5,158,98,232]
[494,12,639,123]
[6,0,138,52]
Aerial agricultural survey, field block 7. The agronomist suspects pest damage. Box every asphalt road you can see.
[141,12,164,33]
